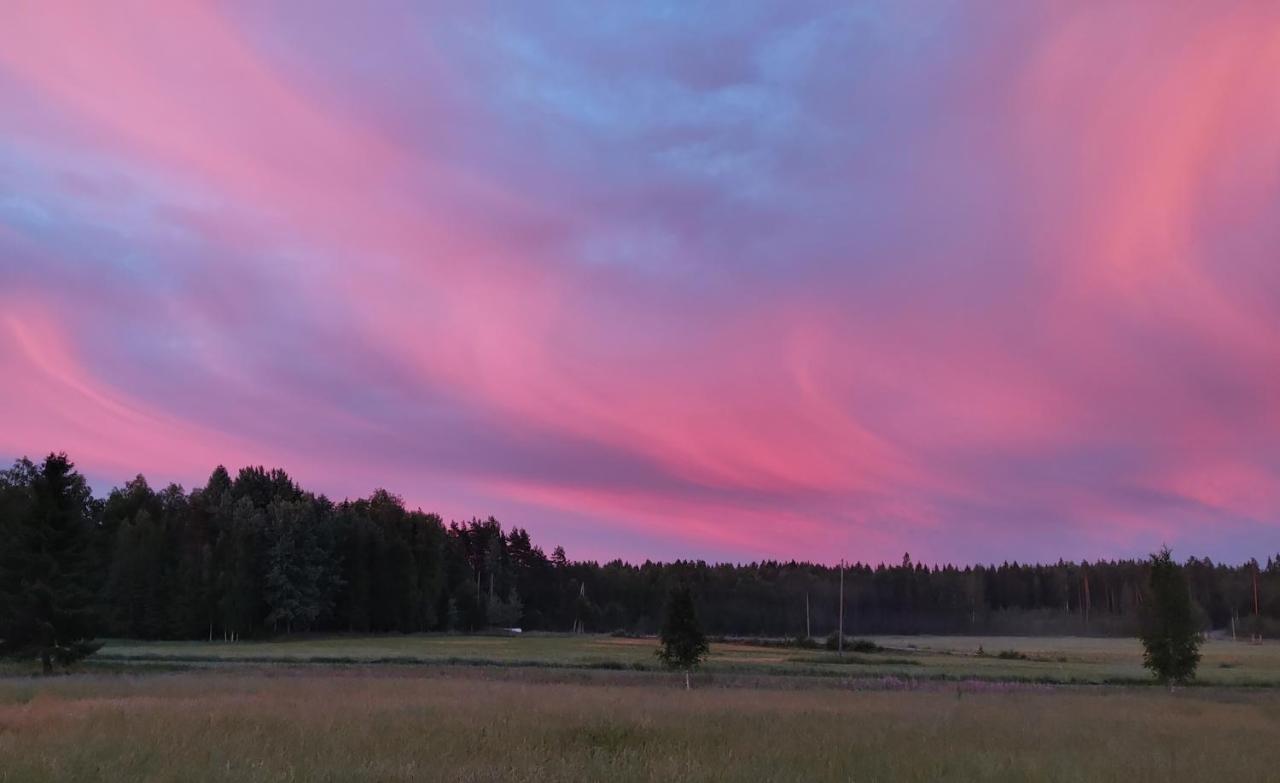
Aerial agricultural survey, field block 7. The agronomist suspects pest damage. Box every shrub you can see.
[1140,546,1201,686]
[823,634,884,653]
[656,586,708,689]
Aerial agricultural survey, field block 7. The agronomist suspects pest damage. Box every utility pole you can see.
[1253,565,1262,643]
[574,582,586,634]
[805,592,811,641]
[838,560,845,656]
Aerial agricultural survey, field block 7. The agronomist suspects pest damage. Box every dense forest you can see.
[2,453,1277,641]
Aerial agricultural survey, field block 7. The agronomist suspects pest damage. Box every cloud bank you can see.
[2,3,1279,562]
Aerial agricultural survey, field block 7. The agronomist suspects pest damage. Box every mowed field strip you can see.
[88,634,1280,687]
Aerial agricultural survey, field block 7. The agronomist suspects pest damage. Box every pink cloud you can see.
[1,3,1278,563]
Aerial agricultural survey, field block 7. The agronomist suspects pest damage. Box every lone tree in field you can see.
[0,454,102,674]
[1139,546,1200,687]
[656,585,709,690]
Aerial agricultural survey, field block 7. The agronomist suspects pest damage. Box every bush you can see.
[824,634,885,653]
[996,650,1028,660]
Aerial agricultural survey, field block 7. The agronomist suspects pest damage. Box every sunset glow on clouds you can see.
[2,3,1279,563]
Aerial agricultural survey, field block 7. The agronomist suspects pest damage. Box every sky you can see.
[1,3,1279,565]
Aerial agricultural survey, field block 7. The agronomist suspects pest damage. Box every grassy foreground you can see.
[0,668,1276,782]
[93,633,1280,686]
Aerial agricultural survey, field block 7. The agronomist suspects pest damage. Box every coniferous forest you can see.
[2,453,1277,642]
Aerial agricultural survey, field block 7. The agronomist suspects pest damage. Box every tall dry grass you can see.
[0,669,1275,782]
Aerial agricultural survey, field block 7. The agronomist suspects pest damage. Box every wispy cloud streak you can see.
[1,3,1278,562]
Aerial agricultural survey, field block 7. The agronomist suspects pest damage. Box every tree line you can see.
[2,453,1277,654]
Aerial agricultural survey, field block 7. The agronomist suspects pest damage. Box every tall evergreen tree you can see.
[1140,547,1201,686]
[407,512,445,631]
[262,500,330,633]
[103,508,166,638]
[656,585,709,690]
[216,497,263,640]
[0,454,102,674]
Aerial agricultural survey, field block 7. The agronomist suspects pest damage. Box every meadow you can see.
[1,667,1276,782]
[3,634,1277,781]
[92,633,1280,687]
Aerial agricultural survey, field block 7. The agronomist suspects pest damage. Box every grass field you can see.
[1,668,1276,782]
[89,633,1280,687]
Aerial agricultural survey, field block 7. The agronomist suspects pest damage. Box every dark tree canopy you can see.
[1140,547,1201,685]
[0,454,102,674]
[656,586,709,687]
[1,452,1279,669]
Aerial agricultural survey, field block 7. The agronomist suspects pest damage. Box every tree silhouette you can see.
[0,454,102,674]
[656,585,708,689]
[1140,546,1201,686]
[4,451,1280,647]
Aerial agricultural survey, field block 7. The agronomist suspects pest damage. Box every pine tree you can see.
[407,513,444,631]
[263,500,328,634]
[216,497,263,641]
[656,585,709,689]
[104,510,148,637]
[1140,547,1201,686]
[0,454,102,674]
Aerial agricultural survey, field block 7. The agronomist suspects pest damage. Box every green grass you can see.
[87,633,1280,686]
[0,668,1276,782]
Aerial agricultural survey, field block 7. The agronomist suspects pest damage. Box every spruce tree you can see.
[0,454,102,674]
[263,500,328,634]
[656,585,709,689]
[1140,546,1201,686]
